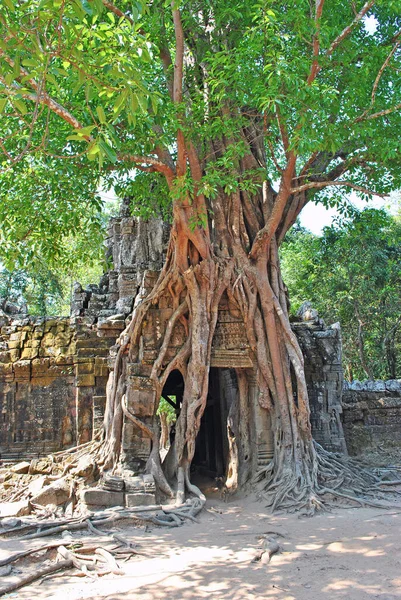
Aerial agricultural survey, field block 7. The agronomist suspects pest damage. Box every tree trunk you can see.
[159,412,170,450]
[90,110,381,513]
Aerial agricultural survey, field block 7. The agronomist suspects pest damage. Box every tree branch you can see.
[275,105,290,157]
[118,153,175,178]
[355,102,401,123]
[172,5,184,105]
[291,179,387,197]
[326,1,376,59]
[307,0,326,85]
[0,51,84,131]
[357,34,401,121]
[249,154,296,260]
[0,75,84,132]
[102,1,134,25]
[172,4,186,175]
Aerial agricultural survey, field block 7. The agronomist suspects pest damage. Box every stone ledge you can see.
[125,493,156,507]
[82,488,124,507]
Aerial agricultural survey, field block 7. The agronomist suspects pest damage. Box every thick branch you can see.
[249,155,296,260]
[291,179,387,197]
[172,6,184,105]
[0,72,83,131]
[119,152,175,179]
[171,5,186,175]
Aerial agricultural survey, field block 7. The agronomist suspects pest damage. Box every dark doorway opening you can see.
[160,368,238,493]
[192,367,233,479]
[160,369,184,419]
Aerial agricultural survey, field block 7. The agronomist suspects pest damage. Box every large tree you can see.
[1,0,401,510]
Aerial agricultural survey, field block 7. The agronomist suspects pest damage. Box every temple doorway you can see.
[192,367,233,479]
[160,367,239,493]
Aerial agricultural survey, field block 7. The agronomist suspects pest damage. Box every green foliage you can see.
[0,0,400,234]
[0,253,104,316]
[281,209,401,380]
[157,397,177,424]
[0,0,401,333]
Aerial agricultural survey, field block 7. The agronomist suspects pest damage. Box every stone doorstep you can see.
[82,488,156,508]
[125,493,156,507]
[82,488,125,507]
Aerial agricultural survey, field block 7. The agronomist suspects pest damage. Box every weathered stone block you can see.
[75,362,94,375]
[7,340,22,350]
[13,360,31,380]
[126,387,155,417]
[0,362,14,381]
[0,500,30,517]
[76,338,108,349]
[31,478,70,506]
[125,493,155,507]
[143,474,156,491]
[82,488,124,506]
[97,329,122,338]
[11,461,31,474]
[76,374,95,387]
[9,349,21,362]
[0,351,12,363]
[21,347,39,360]
[77,347,110,358]
[124,476,145,492]
[31,357,50,373]
[94,363,109,377]
[9,332,23,342]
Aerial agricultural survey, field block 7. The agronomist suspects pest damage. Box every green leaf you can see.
[96,105,107,124]
[3,0,15,11]
[99,139,117,163]
[13,99,27,115]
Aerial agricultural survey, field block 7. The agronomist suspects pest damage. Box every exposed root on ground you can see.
[256,441,401,515]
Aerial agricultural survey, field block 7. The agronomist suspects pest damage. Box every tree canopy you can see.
[0,0,401,265]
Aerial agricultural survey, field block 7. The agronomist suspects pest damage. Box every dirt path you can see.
[1,496,401,600]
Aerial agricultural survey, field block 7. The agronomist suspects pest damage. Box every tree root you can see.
[256,441,401,514]
[0,559,74,597]
[252,536,280,565]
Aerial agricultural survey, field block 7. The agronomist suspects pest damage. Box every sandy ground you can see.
[1,495,401,600]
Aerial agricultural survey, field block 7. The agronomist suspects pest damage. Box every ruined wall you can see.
[0,315,118,460]
[0,210,169,461]
[2,208,399,466]
[342,380,401,457]
[294,318,347,454]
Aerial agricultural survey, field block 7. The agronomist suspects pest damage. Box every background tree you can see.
[281,208,401,381]
[0,0,401,510]
[157,397,177,450]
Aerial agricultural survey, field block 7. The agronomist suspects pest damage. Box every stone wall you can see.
[0,210,351,464]
[342,380,401,457]
[294,319,347,454]
[2,207,400,466]
[0,315,119,460]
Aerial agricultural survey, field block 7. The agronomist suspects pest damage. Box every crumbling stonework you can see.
[342,380,401,456]
[0,315,114,460]
[1,208,399,471]
[294,317,347,454]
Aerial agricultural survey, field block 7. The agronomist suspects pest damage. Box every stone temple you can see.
[1,201,400,488]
